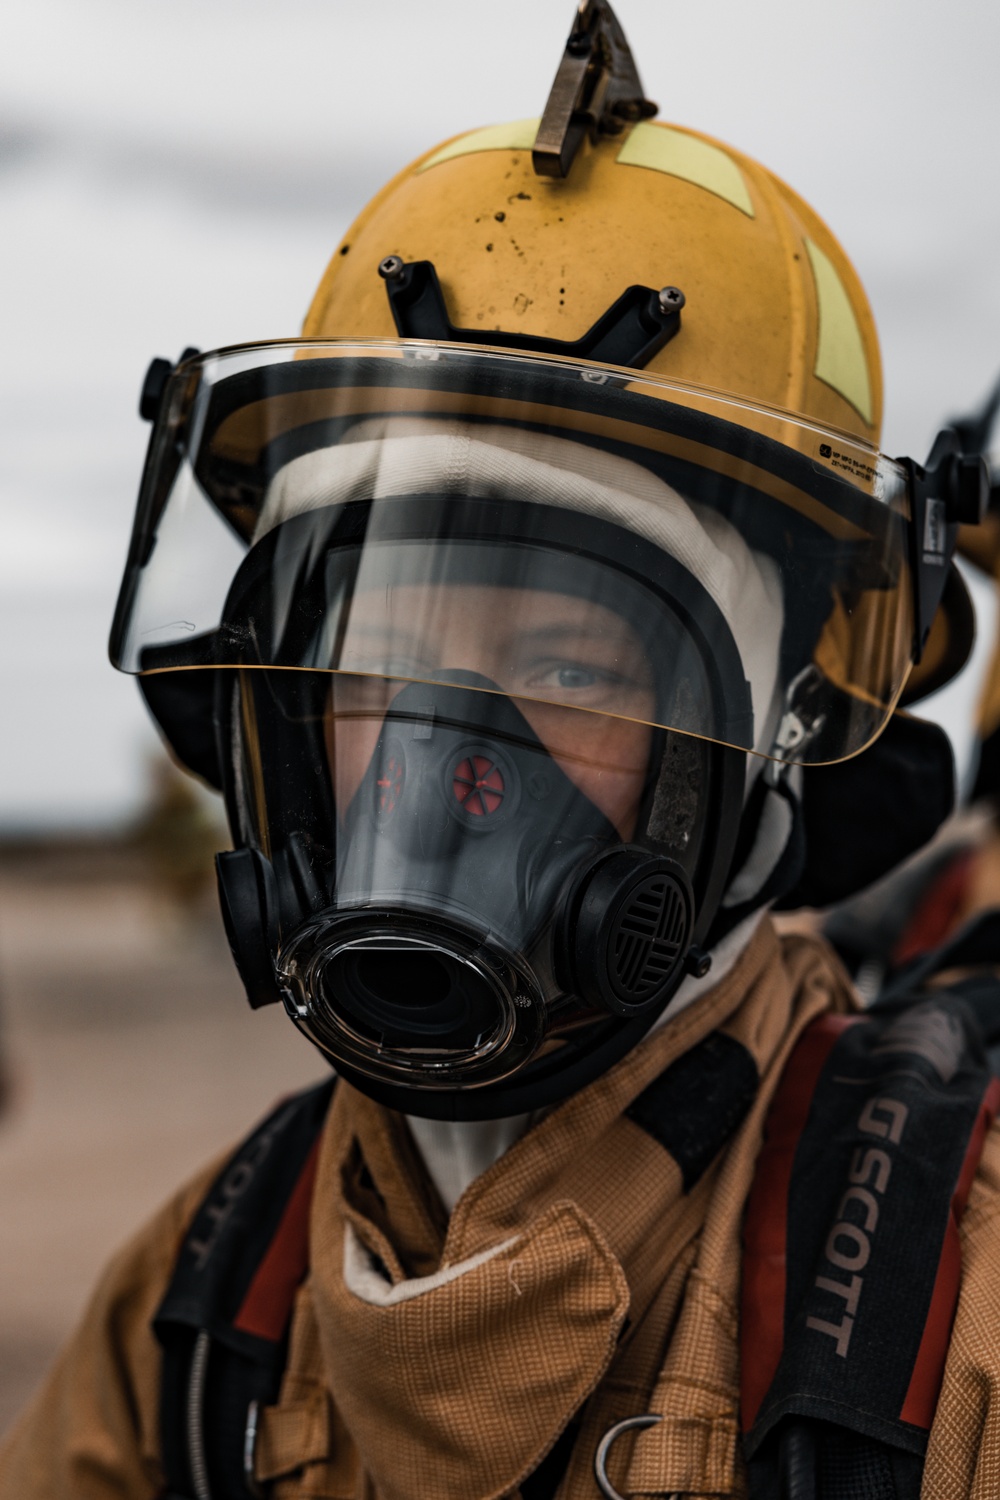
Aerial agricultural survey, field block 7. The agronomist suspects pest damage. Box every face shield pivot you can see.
[903,426,989,666]
[139,347,201,424]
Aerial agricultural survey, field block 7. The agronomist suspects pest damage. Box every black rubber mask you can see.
[280,671,696,1078]
[216,658,746,1119]
[205,500,753,1118]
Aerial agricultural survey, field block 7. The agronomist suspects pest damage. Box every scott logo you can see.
[805,1095,908,1358]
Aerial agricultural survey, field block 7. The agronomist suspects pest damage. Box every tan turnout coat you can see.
[3,920,1000,1499]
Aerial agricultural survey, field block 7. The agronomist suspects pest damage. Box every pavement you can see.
[0,844,323,1436]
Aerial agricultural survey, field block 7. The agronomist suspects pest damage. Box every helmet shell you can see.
[304,119,882,446]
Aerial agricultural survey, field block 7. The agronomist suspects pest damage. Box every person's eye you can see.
[554,664,598,689]
[524,659,612,693]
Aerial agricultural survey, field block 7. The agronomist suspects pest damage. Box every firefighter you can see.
[4,6,1000,1497]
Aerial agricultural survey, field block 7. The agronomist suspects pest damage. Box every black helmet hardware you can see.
[898,426,989,660]
[377,255,685,369]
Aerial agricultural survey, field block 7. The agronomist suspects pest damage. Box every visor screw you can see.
[378,255,406,282]
[658,285,685,314]
[684,944,712,979]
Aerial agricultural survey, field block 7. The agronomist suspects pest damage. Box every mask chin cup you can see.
[218,838,698,1096]
[558,848,697,1017]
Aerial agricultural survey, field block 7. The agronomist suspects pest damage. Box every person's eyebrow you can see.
[342,621,423,645]
[339,620,644,664]
[509,623,637,649]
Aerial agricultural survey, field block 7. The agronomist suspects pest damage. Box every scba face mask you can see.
[236,665,740,1118]
[209,491,752,1118]
[112,344,932,1118]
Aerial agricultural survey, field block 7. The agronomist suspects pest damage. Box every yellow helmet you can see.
[296,6,981,710]
[307,113,881,449]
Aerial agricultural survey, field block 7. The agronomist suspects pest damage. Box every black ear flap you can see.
[776,712,956,911]
[138,668,224,791]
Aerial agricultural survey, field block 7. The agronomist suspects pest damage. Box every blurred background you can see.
[1,0,999,1433]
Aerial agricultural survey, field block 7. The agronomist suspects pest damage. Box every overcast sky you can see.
[2,0,1000,830]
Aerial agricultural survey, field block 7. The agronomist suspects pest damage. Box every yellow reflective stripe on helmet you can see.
[805,238,874,425]
[418,120,540,173]
[616,123,755,218]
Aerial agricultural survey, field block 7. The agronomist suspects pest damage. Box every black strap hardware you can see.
[898,426,988,662]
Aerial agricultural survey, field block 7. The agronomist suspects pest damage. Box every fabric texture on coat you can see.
[0,922,835,1497]
[5,923,1000,1498]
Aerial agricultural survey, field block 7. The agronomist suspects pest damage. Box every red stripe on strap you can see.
[233,1135,322,1341]
[899,1075,1000,1428]
[890,850,975,967]
[741,1013,857,1433]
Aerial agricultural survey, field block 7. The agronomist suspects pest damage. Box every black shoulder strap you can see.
[876,906,1000,1008]
[155,1076,335,1500]
[742,956,1000,1500]
[626,1027,760,1189]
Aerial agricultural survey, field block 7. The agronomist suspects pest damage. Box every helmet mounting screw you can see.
[378,255,406,282]
[658,286,685,314]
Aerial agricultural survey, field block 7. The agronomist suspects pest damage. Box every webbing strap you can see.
[742,995,999,1500]
[777,1421,924,1500]
[155,1077,335,1500]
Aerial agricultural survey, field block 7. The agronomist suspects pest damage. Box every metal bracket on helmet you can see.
[378,255,683,369]
[900,426,989,661]
[533,0,657,179]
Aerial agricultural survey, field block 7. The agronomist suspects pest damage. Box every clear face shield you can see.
[111,343,916,1115]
